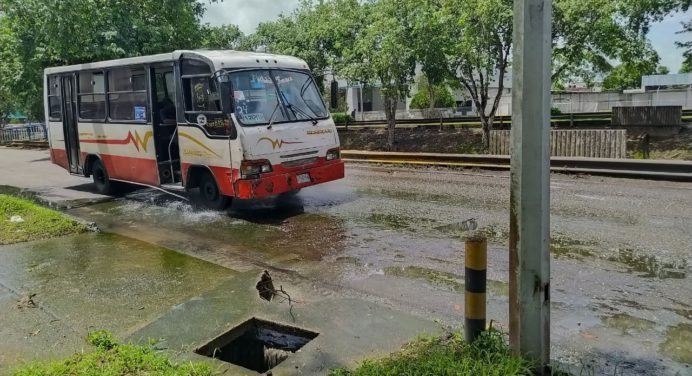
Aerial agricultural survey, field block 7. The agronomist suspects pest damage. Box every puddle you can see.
[195,318,318,373]
[607,248,687,279]
[383,265,508,296]
[384,265,465,292]
[667,308,692,321]
[601,313,655,335]
[660,323,692,364]
[357,187,451,204]
[550,233,596,260]
[83,199,347,262]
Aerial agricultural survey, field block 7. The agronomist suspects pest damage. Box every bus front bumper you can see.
[234,160,345,199]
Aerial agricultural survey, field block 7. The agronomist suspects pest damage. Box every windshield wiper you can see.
[280,91,318,125]
[266,101,281,130]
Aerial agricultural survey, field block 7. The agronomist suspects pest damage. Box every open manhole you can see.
[195,318,318,374]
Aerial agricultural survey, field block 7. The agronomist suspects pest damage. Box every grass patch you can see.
[0,194,86,244]
[330,329,531,376]
[12,330,214,376]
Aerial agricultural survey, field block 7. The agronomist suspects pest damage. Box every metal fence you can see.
[612,106,682,126]
[490,129,627,158]
[0,124,47,145]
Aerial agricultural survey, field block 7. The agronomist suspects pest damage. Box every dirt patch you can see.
[339,127,484,153]
[627,127,692,160]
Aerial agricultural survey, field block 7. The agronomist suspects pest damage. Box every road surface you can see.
[1,147,690,375]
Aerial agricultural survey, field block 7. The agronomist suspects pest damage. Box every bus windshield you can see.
[223,69,328,126]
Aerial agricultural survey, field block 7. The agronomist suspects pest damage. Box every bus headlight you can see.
[240,160,272,179]
[326,148,340,161]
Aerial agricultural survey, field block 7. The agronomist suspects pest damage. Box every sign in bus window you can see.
[189,77,220,112]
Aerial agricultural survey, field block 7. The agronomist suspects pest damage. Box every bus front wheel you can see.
[92,159,114,195]
[198,172,230,210]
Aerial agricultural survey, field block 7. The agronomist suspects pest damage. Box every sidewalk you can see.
[0,147,107,206]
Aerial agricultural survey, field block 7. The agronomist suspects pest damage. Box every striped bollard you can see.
[465,234,487,342]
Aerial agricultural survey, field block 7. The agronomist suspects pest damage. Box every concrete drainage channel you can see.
[195,271,318,374]
[195,317,319,374]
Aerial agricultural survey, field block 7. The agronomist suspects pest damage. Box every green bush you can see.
[332,112,352,123]
[410,85,456,109]
[551,107,562,115]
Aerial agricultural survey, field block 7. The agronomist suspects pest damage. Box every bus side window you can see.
[47,76,62,121]
[77,72,106,120]
[108,67,148,122]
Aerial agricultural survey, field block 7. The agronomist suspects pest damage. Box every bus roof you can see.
[44,50,310,75]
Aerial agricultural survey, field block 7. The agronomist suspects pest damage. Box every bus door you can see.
[61,75,80,174]
[151,65,181,184]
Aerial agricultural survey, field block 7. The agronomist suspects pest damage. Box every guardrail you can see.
[341,150,692,182]
[335,109,692,128]
[0,124,47,145]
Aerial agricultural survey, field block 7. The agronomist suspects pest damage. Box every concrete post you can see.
[509,0,551,374]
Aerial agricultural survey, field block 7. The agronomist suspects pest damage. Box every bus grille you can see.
[281,157,318,168]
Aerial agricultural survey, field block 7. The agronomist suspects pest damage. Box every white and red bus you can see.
[44,50,344,209]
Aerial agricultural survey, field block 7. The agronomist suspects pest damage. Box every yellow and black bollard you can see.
[465,234,487,342]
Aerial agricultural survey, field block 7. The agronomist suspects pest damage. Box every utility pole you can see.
[509,0,552,374]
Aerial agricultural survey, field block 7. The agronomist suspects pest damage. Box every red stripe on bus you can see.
[99,154,159,186]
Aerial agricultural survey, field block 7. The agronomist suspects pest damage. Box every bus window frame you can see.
[106,65,151,124]
[76,70,107,122]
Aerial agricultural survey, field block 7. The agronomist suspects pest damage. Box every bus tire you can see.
[199,172,230,210]
[92,159,114,195]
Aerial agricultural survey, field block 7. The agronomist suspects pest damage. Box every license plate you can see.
[297,173,311,184]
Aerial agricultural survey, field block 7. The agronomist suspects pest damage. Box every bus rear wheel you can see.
[198,172,230,210]
[92,159,114,195]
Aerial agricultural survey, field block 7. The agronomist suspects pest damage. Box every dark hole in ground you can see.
[195,318,318,373]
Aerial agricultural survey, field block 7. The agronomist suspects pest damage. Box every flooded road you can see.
[62,163,692,375]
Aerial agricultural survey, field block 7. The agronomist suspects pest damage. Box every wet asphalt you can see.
[66,163,692,375]
[1,147,690,375]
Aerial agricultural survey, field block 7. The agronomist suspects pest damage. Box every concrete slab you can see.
[129,271,441,375]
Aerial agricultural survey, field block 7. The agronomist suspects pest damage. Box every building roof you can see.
[44,50,310,75]
[641,73,692,88]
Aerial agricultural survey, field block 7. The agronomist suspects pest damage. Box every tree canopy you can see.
[677,19,692,73]
[1,0,688,131]
[0,0,209,119]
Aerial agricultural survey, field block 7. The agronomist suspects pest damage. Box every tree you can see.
[248,0,367,92]
[681,56,692,73]
[339,0,416,150]
[201,24,245,50]
[445,0,512,150]
[677,19,692,72]
[552,0,692,87]
[0,0,209,120]
[410,0,452,111]
[0,18,20,126]
[410,75,455,110]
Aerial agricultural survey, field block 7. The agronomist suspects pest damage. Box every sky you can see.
[202,0,692,73]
